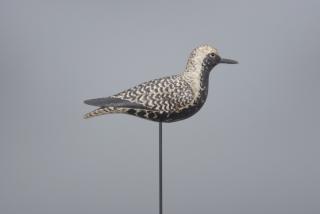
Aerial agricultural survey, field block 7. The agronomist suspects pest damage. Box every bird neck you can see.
[183,63,212,101]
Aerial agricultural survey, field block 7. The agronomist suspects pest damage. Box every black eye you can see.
[210,53,215,57]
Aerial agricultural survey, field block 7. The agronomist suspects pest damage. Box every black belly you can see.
[126,102,205,123]
[127,87,208,123]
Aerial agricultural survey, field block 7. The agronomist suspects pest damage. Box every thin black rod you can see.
[159,122,163,214]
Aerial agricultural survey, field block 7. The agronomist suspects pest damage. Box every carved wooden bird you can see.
[84,45,237,122]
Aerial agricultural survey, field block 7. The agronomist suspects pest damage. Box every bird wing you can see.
[111,75,195,112]
[84,97,145,109]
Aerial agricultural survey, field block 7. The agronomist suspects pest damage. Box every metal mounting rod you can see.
[159,122,163,214]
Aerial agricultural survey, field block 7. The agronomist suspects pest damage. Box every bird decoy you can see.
[84,44,237,122]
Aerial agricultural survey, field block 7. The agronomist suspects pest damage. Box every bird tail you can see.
[84,106,128,119]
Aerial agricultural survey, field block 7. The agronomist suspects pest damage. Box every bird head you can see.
[186,44,238,73]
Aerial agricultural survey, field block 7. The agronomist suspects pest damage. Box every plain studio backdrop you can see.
[0,0,319,214]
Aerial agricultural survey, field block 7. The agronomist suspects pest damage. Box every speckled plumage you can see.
[84,44,237,122]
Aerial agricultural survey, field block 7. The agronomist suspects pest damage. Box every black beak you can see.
[220,58,238,64]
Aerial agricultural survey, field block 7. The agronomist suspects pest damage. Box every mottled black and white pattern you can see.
[116,75,193,108]
[84,44,234,122]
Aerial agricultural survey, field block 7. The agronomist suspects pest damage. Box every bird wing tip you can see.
[84,99,93,105]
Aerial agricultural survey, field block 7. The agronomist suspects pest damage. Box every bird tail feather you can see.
[84,107,128,119]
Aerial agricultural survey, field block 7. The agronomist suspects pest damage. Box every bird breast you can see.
[182,71,204,102]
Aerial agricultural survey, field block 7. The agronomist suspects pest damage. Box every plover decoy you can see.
[84,44,237,122]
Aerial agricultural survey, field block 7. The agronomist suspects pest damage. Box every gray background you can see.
[1,0,319,214]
